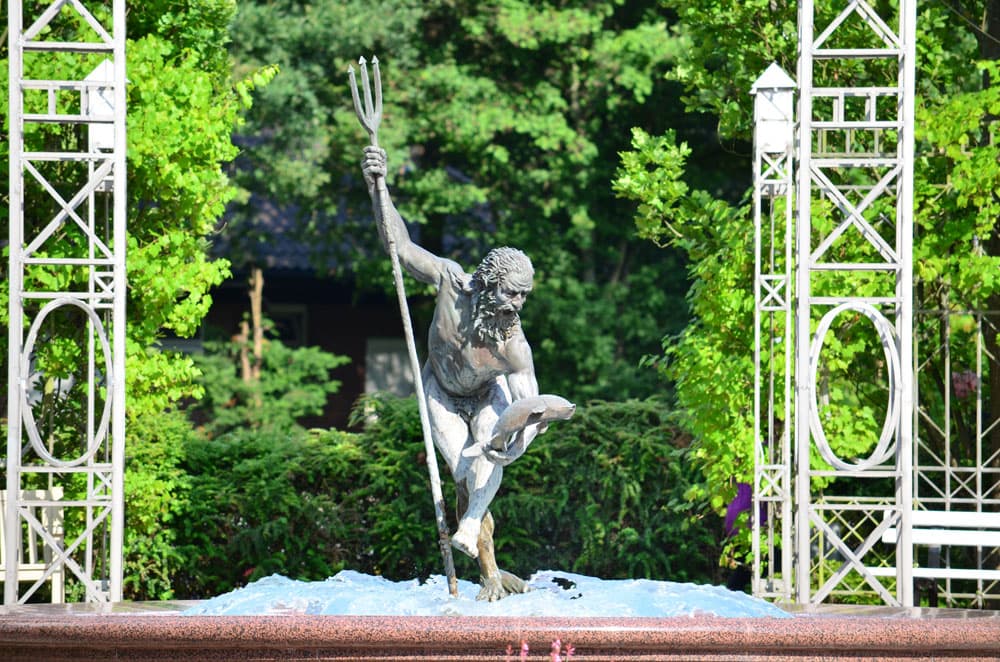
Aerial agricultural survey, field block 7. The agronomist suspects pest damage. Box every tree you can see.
[225,0,734,402]
[1,0,274,599]
[121,2,277,599]
[615,0,1000,557]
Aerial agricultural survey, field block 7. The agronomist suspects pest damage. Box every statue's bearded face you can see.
[471,248,533,343]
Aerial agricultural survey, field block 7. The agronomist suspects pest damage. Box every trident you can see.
[349,56,458,597]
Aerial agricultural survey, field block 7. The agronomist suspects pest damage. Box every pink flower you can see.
[953,370,979,399]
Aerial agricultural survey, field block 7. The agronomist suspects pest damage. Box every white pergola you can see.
[753,0,999,608]
[5,0,127,604]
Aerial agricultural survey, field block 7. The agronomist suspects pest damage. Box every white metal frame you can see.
[0,488,66,603]
[5,0,126,604]
[910,308,1000,606]
[794,0,916,608]
[751,63,796,602]
[755,0,999,609]
[753,0,918,607]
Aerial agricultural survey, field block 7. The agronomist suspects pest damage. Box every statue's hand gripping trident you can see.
[348,57,458,596]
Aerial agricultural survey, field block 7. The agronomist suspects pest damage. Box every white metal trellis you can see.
[5,0,127,605]
[755,0,1000,609]
[751,62,796,602]
[753,0,918,607]
[795,0,916,608]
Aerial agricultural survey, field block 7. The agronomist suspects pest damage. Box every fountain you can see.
[4,1,1000,659]
[1,582,998,660]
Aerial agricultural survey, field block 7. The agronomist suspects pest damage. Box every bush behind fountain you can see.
[166,393,723,599]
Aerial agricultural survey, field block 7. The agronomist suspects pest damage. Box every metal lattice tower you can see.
[753,0,918,607]
[794,0,917,607]
[754,0,1000,609]
[751,62,796,603]
[5,0,126,604]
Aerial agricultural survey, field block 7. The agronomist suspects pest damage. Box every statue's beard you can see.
[472,289,518,343]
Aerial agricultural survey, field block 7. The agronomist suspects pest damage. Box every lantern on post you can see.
[750,61,796,603]
[751,62,796,156]
[82,59,117,192]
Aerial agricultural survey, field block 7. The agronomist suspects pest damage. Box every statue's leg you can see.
[422,365,468,474]
[458,380,527,600]
[423,366,491,558]
[450,453,502,558]
[455,481,469,536]
[453,484,526,601]
[450,381,512,559]
[475,511,529,602]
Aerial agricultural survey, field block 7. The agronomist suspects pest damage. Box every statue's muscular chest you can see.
[429,299,507,394]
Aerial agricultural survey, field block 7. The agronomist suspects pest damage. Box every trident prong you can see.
[349,56,381,147]
[372,56,383,123]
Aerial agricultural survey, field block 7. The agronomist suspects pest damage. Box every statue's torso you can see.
[428,284,510,397]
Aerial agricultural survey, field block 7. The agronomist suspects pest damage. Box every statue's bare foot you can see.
[477,569,529,602]
[451,522,480,559]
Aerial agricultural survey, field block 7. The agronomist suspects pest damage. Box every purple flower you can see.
[725,482,766,536]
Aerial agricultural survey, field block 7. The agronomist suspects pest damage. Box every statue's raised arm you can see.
[361,146,449,287]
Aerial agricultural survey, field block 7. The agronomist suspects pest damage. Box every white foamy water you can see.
[182,570,790,618]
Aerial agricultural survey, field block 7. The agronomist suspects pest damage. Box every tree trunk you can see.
[238,266,265,387]
[249,266,264,382]
[237,320,252,382]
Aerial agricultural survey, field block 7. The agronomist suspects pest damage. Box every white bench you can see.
[0,488,66,603]
[882,510,1000,582]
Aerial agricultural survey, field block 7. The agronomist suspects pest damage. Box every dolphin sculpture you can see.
[463,394,576,457]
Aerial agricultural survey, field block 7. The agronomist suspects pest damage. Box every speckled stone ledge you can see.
[1,603,999,661]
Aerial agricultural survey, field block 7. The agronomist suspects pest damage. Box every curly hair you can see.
[471,247,533,291]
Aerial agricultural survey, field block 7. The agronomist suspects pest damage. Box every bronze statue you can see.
[350,57,573,600]
[361,146,574,601]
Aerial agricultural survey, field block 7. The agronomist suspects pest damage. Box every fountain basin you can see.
[1,601,999,660]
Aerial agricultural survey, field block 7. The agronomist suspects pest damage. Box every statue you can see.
[361,146,575,601]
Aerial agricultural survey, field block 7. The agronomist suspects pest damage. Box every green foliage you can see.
[661,0,799,138]
[660,0,982,140]
[342,394,454,579]
[497,397,722,582]
[225,0,706,401]
[122,410,195,600]
[172,331,351,597]
[170,392,447,596]
[613,127,737,249]
[615,128,755,519]
[615,1,1000,567]
[914,60,1000,311]
[188,334,350,437]
[119,6,278,600]
[172,425,362,598]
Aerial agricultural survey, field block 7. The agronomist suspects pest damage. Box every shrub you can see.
[170,334,353,598]
[171,425,362,598]
[324,395,722,586]
[169,393,723,597]
[122,410,195,600]
[498,398,722,583]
